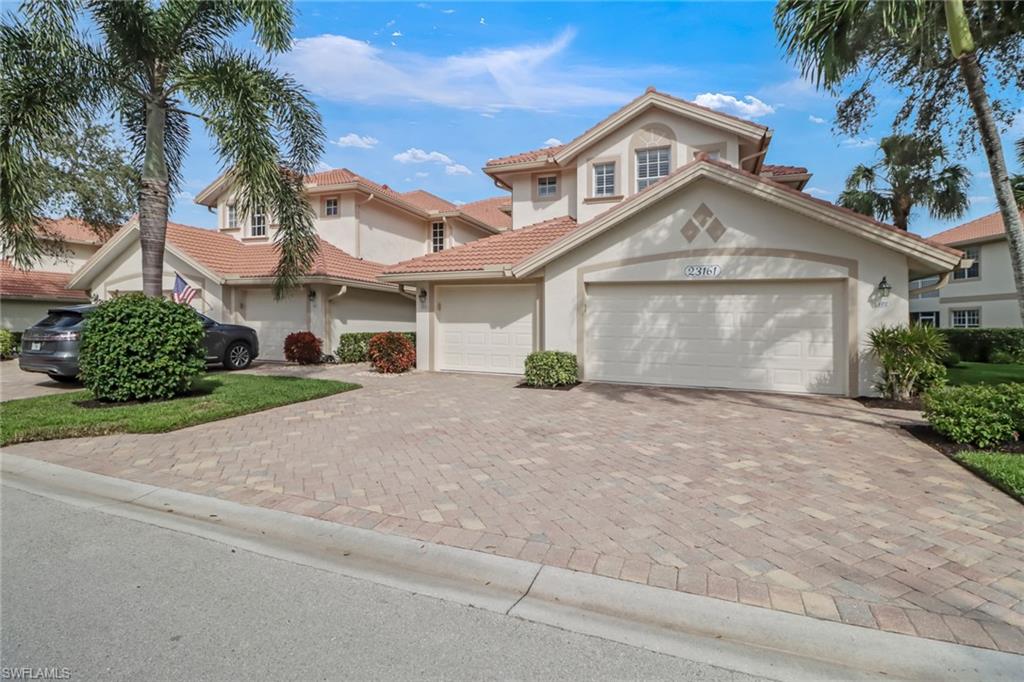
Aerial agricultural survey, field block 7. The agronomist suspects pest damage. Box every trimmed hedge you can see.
[79,294,205,402]
[923,383,1024,448]
[337,332,415,363]
[940,328,1024,363]
[524,351,578,387]
[0,329,16,359]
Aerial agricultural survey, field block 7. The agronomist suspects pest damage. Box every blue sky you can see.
[171,1,1023,238]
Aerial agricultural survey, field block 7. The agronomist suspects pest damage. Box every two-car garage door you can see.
[584,281,845,395]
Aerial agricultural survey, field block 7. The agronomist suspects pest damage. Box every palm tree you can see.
[776,0,1024,323]
[839,135,970,231]
[1013,137,1024,208]
[1,0,324,296]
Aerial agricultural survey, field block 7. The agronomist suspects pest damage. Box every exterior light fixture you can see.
[878,276,892,298]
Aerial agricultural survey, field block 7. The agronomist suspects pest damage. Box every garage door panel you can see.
[437,285,535,375]
[242,289,306,362]
[585,281,844,395]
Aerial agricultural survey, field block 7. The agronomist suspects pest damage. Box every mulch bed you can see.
[903,423,1024,456]
[856,396,922,411]
[515,382,579,391]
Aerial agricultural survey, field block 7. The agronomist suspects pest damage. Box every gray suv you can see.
[19,305,260,382]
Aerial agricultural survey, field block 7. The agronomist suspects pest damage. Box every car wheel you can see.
[224,341,252,370]
[47,373,78,384]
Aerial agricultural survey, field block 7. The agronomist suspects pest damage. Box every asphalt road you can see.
[1,486,767,681]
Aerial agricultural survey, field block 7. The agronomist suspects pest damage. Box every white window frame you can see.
[594,162,616,197]
[324,198,339,217]
[536,175,558,200]
[953,246,980,280]
[912,311,940,327]
[227,204,237,229]
[951,308,981,329]
[636,146,670,191]
[250,206,267,237]
[431,221,445,253]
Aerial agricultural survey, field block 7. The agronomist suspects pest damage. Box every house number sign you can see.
[684,264,722,278]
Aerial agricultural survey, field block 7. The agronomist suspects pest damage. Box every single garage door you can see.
[585,281,845,395]
[437,284,535,374]
[242,288,307,361]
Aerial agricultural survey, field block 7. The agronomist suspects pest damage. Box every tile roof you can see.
[486,144,564,168]
[382,216,578,275]
[305,167,403,202]
[162,221,388,285]
[761,164,809,177]
[36,217,109,245]
[927,210,1018,245]
[0,260,90,301]
[457,196,512,231]
[399,190,456,212]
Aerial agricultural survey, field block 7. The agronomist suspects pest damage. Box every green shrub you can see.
[336,332,415,363]
[940,328,1024,363]
[367,332,416,373]
[284,331,322,364]
[0,329,16,359]
[989,350,1017,365]
[923,383,1024,448]
[79,294,205,402]
[524,351,578,387]
[940,349,962,368]
[868,324,949,400]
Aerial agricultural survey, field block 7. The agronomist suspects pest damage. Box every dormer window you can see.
[250,206,267,237]
[537,175,558,200]
[227,204,237,229]
[325,198,338,217]
[636,147,670,191]
[431,221,445,252]
[594,162,616,197]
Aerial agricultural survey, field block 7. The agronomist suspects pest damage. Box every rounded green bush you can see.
[923,383,1024,448]
[524,351,578,387]
[79,294,206,402]
[989,350,1017,365]
[0,329,16,359]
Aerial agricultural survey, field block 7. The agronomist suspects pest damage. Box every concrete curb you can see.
[3,452,1020,680]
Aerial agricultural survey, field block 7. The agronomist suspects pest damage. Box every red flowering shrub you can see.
[283,331,323,365]
[368,331,415,373]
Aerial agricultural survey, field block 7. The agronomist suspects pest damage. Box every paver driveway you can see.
[4,366,1023,653]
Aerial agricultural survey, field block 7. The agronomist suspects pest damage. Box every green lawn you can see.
[0,374,359,445]
[953,451,1024,500]
[947,361,1024,386]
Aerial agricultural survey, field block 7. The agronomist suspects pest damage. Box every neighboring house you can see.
[1,218,105,331]
[68,169,511,359]
[910,210,1023,329]
[381,88,961,397]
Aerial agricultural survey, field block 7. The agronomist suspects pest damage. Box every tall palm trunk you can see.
[946,0,1024,322]
[139,99,169,297]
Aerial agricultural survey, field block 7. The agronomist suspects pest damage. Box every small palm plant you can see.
[839,135,970,231]
[868,324,950,401]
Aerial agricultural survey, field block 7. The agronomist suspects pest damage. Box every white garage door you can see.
[585,281,845,395]
[242,288,307,361]
[437,285,535,374]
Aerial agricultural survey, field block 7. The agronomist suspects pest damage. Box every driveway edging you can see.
[3,452,1020,680]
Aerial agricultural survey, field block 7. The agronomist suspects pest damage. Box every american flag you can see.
[172,273,197,305]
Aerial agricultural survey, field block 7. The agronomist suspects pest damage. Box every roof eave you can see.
[224,275,398,292]
[379,268,513,283]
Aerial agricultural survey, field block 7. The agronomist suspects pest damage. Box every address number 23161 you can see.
[684,264,722,278]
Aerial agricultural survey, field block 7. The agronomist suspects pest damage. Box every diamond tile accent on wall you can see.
[706,216,727,242]
[681,218,701,243]
[693,203,715,226]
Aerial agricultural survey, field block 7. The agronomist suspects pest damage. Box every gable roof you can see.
[399,189,457,212]
[485,88,771,174]
[381,216,577,279]
[35,217,109,246]
[761,164,809,177]
[928,210,1018,246]
[69,219,393,291]
[0,260,90,302]
[456,196,512,231]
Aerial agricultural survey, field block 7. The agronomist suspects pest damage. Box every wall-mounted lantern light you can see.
[418,288,427,302]
[307,289,317,301]
[877,276,892,299]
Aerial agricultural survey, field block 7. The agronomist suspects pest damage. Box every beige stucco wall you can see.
[541,178,911,396]
[448,216,488,247]
[356,200,428,263]
[910,238,1021,328]
[1,300,74,331]
[510,170,578,229]
[312,193,359,255]
[328,287,415,351]
[86,241,226,319]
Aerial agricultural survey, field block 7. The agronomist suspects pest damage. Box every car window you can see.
[34,312,84,329]
[196,312,215,326]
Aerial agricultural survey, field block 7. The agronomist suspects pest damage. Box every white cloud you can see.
[394,148,454,164]
[441,8,455,14]
[808,115,826,125]
[840,137,876,149]
[314,161,333,172]
[479,17,486,25]
[331,133,379,149]
[415,171,429,178]
[280,30,637,113]
[445,164,472,176]
[969,195,995,203]
[804,187,832,198]
[391,31,402,37]
[543,137,563,147]
[693,93,775,118]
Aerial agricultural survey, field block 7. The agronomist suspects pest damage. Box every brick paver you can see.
[4,364,1024,653]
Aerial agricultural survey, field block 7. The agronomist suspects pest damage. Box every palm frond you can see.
[927,163,971,221]
[838,188,890,221]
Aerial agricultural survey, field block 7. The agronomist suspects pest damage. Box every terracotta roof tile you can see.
[36,217,109,245]
[457,196,512,230]
[927,210,1018,245]
[399,190,456,212]
[0,260,90,301]
[163,221,387,285]
[305,167,403,202]
[382,216,577,275]
[487,144,564,167]
[761,164,809,177]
